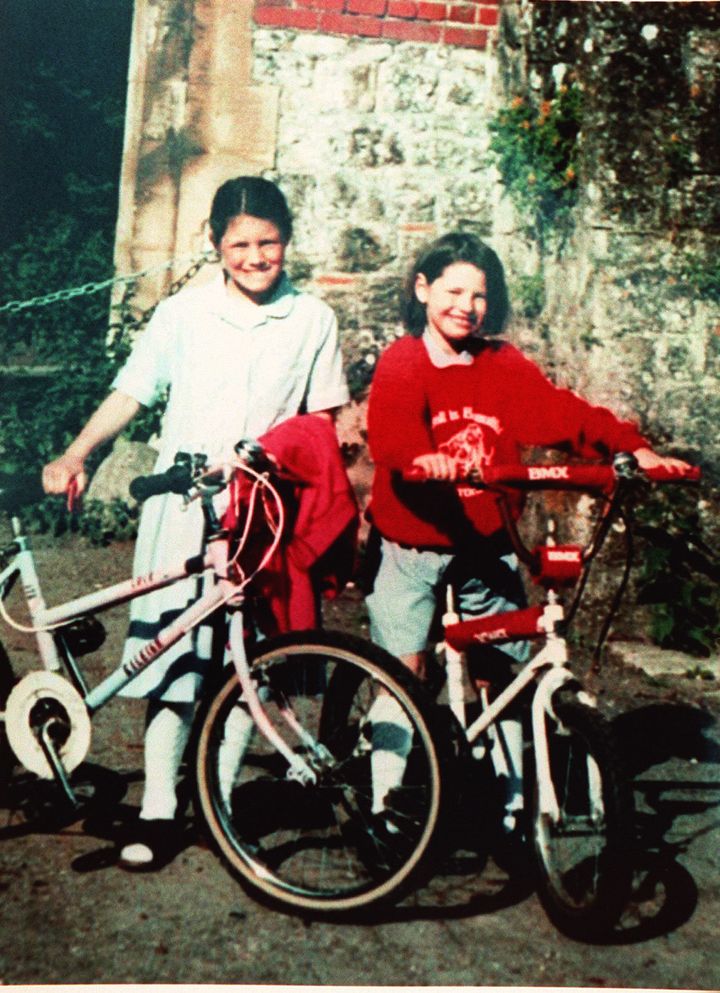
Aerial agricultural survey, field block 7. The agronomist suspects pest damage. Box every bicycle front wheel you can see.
[195,630,444,915]
[532,698,634,938]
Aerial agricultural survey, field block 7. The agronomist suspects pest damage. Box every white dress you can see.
[112,272,349,701]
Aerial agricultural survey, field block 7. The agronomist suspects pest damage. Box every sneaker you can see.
[118,817,182,872]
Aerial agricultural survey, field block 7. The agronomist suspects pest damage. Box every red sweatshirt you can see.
[367,336,648,548]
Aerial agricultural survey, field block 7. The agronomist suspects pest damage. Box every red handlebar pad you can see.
[445,605,545,650]
[482,464,615,489]
[402,463,700,488]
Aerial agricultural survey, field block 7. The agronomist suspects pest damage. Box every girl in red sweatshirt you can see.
[364,231,689,853]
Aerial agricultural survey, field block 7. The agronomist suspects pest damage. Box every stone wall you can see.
[115,0,719,480]
[495,1,720,473]
[250,23,506,400]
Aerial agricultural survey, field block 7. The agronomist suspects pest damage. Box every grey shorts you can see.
[366,535,530,666]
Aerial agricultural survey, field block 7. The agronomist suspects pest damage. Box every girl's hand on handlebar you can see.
[411,452,459,481]
[42,453,87,496]
[632,447,693,476]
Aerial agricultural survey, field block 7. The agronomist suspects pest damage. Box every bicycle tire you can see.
[532,697,635,938]
[195,629,444,915]
[0,640,17,793]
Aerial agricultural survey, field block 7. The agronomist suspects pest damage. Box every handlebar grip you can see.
[642,464,701,483]
[129,464,193,501]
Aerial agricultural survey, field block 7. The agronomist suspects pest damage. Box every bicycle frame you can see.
[0,469,326,795]
[439,591,590,825]
[1,518,234,710]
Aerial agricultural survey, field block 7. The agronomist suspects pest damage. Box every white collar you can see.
[422,329,474,367]
[209,271,298,328]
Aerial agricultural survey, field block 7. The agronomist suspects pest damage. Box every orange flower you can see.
[539,100,553,119]
[511,96,524,109]
[521,119,531,130]
[670,133,681,143]
[690,83,701,99]
[565,166,576,181]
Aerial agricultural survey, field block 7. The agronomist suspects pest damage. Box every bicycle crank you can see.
[5,671,91,779]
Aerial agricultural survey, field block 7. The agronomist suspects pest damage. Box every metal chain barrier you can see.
[108,251,216,337]
[0,251,216,317]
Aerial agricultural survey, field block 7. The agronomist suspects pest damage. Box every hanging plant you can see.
[489,81,583,252]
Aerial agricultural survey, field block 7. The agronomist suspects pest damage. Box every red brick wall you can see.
[254,0,499,48]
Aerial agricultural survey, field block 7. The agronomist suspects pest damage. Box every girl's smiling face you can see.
[415,262,487,355]
[214,213,286,303]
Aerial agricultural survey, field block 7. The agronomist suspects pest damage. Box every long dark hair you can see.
[403,231,509,336]
[209,176,293,244]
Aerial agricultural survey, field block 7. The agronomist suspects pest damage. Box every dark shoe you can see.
[118,817,182,872]
[493,822,531,878]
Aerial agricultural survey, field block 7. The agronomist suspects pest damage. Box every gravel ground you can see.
[0,534,718,988]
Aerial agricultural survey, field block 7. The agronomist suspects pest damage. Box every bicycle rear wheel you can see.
[532,698,634,938]
[195,630,444,915]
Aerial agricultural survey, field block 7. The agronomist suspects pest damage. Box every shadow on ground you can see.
[607,703,720,944]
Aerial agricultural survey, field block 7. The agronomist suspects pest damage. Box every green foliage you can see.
[680,253,720,305]
[488,82,583,250]
[0,216,121,469]
[18,496,139,547]
[510,273,546,320]
[635,486,720,657]
[341,325,401,399]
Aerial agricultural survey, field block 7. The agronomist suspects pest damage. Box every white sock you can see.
[490,716,524,831]
[139,700,195,821]
[217,704,256,810]
[368,693,413,815]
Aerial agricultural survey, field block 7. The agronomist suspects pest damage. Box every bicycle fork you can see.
[447,630,597,829]
[226,611,327,786]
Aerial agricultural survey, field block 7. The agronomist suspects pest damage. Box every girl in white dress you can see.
[43,177,349,868]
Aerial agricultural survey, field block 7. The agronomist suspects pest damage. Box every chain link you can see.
[0,251,216,317]
[109,252,215,336]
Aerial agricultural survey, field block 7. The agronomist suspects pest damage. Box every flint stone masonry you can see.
[252,28,502,281]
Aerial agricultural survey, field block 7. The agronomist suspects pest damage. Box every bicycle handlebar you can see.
[129,463,195,502]
[128,437,279,504]
[401,460,700,489]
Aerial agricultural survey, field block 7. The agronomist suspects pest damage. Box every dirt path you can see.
[0,536,719,987]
